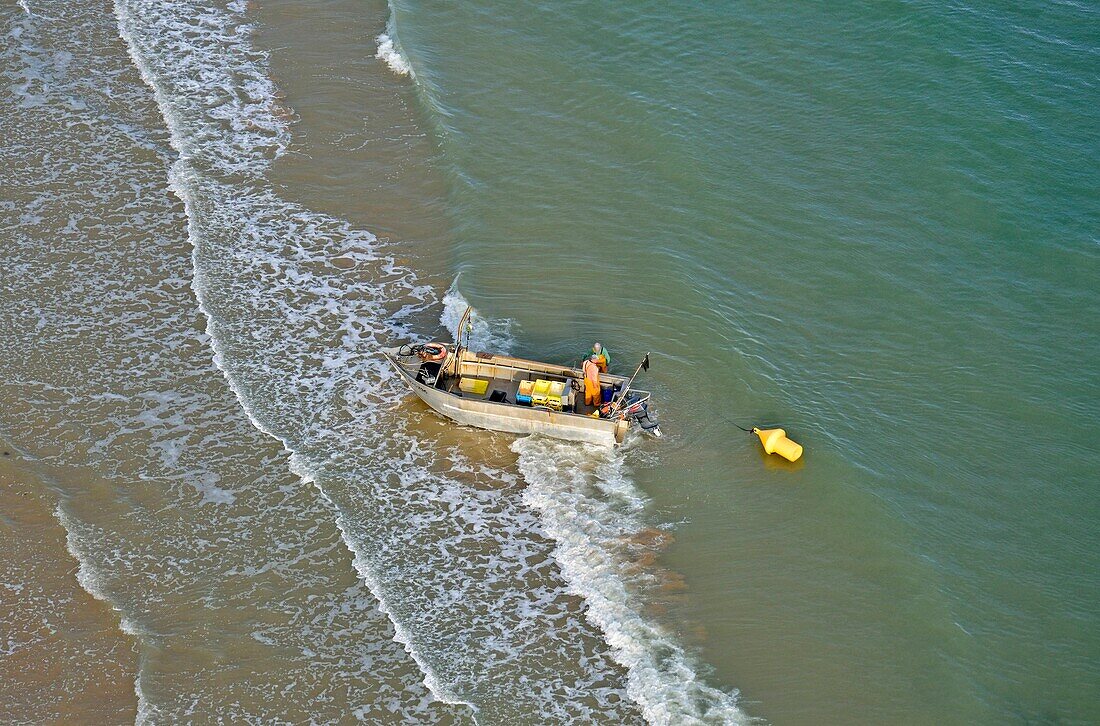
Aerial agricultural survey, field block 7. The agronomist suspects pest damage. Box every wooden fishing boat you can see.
[384,311,661,446]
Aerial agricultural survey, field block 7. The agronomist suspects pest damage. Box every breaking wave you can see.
[377,32,412,77]
[441,283,749,722]
[106,0,745,719]
[112,0,468,712]
[3,0,461,719]
[108,0,644,721]
[513,439,749,724]
[376,2,412,77]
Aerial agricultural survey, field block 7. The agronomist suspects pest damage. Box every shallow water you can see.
[2,0,459,720]
[0,451,137,723]
[1,0,1097,723]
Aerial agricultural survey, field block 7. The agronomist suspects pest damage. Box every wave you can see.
[108,0,743,719]
[109,0,637,720]
[168,170,636,720]
[4,0,458,720]
[113,0,288,178]
[377,28,413,77]
[513,439,749,725]
[111,0,468,713]
[440,284,748,723]
[376,3,413,77]
[56,506,156,723]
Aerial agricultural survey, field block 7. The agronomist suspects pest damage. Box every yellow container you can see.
[529,380,566,410]
[531,379,552,405]
[753,427,803,462]
[546,381,566,410]
[459,377,489,395]
[518,380,535,397]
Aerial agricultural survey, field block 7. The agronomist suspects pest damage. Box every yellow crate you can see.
[459,377,489,395]
[531,379,552,404]
[546,381,566,409]
[532,379,566,410]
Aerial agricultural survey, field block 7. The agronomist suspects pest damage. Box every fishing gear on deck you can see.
[600,352,662,437]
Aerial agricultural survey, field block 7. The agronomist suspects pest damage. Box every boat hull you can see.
[386,352,626,446]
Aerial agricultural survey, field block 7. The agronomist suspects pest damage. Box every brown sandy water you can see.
[257,0,454,274]
[1,0,752,721]
[0,449,137,723]
[1,0,464,720]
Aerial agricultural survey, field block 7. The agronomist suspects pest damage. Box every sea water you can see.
[0,0,1096,723]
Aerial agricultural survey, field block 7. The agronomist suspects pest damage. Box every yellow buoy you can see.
[752,427,803,462]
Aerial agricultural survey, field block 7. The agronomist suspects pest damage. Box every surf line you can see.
[56,504,159,723]
[110,0,476,713]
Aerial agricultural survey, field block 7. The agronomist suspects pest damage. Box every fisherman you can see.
[586,342,610,372]
[582,354,602,413]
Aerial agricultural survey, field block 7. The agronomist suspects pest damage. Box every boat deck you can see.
[435,368,605,416]
[384,345,649,445]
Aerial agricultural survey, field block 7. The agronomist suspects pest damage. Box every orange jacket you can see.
[583,359,600,388]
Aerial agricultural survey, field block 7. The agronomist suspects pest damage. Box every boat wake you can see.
[440,290,748,724]
[513,438,748,725]
[107,0,747,718]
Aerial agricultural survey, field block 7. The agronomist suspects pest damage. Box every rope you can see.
[732,422,784,433]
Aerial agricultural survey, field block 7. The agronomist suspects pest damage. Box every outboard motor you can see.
[619,392,662,438]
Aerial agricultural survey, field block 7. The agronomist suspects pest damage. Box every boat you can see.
[383,309,661,446]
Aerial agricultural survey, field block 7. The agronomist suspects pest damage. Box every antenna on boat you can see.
[452,306,473,376]
[608,352,650,414]
[456,306,472,348]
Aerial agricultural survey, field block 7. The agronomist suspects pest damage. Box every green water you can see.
[390,0,1100,722]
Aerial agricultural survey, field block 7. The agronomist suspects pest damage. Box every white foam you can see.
[513,437,750,725]
[376,11,413,78]
[4,0,458,719]
[377,34,413,77]
[164,169,635,717]
[163,169,471,711]
[441,288,747,722]
[113,0,289,177]
[109,0,471,714]
[292,454,472,711]
[110,0,470,699]
[107,0,741,720]
[54,506,156,722]
[441,281,516,353]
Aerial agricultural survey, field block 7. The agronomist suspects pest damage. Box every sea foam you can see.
[111,0,467,706]
[376,8,413,77]
[513,439,749,725]
[3,0,457,720]
[107,0,739,719]
[377,33,413,77]
[442,286,748,723]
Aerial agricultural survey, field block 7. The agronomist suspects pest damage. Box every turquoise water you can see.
[389,0,1100,721]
